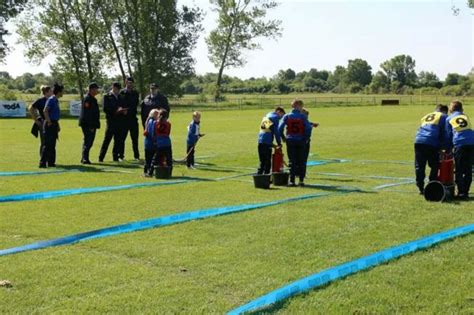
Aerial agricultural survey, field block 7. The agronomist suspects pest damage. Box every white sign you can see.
[0,101,27,117]
[69,101,82,117]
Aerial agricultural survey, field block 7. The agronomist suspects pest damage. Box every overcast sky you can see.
[1,0,472,80]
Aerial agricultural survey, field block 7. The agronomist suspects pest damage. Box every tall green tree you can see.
[417,71,442,88]
[206,0,282,100]
[0,0,28,62]
[346,58,372,87]
[380,54,417,89]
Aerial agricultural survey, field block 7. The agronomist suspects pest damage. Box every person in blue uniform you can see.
[143,109,159,177]
[39,83,64,168]
[79,82,101,164]
[445,100,474,200]
[140,83,169,129]
[99,82,127,162]
[278,100,312,186]
[152,109,172,175]
[120,77,140,160]
[186,111,204,169]
[414,104,449,194]
[257,106,285,174]
[29,85,52,157]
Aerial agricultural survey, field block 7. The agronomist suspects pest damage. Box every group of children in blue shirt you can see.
[257,99,318,187]
[414,100,474,200]
[143,109,202,177]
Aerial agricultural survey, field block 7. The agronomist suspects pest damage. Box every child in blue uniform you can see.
[257,107,285,174]
[414,104,449,194]
[143,109,159,177]
[445,100,474,199]
[152,109,173,175]
[186,111,203,169]
[278,100,312,186]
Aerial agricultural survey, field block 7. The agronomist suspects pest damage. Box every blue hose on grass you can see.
[0,169,82,177]
[227,223,474,315]
[0,180,189,203]
[0,192,341,257]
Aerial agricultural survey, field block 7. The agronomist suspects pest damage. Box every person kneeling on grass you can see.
[278,99,312,187]
[186,111,204,169]
[300,107,319,182]
[445,100,474,200]
[414,104,449,195]
[151,109,173,175]
[257,106,285,174]
[143,109,159,177]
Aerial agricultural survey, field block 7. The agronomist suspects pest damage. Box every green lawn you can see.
[0,105,473,313]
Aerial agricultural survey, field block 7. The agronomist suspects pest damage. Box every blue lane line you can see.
[0,192,341,257]
[0,180,190,203]
[0,169,82,177]
[228,223,474,315]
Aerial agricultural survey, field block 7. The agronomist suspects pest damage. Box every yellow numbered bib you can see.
[420,112,442,126]
[449,115,472,132]
[260,117,273,133]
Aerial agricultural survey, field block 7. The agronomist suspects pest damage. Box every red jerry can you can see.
[438,154,454,185]
[272,147,284,173]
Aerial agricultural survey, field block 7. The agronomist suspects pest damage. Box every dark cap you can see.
[150,83,158,89]
[112,82,121,89]
[89,82,100,90]
[126,77,134,82]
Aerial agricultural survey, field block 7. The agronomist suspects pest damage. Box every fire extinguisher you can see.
[438,152,454,185]
[272,147,284,173]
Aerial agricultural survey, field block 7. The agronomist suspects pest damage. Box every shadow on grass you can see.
[190,166,237,173]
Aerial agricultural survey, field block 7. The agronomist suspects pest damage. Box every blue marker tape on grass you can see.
[0,180,189,203]
[0,192,340,257]
[228,223,474,315]
[0,169,82,177]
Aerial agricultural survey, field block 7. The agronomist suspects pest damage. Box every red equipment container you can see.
[438,153,454,185]
[272,147,284,173]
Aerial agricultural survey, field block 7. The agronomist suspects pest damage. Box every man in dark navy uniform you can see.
[99,82,127,162]
[40,83,64,168]
[140,83,169,128]
[29,85,53,157]
[120,77,140,160]
[79,82,101,164]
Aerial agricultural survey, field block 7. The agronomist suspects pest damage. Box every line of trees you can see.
[180,55,474,96]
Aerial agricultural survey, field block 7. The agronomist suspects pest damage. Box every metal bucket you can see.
[155,166,172,179]
[253,174,271,189]
[272,172,289,186]
[424,181,453,202]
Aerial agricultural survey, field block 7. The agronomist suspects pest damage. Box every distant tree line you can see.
[180,55,474,97]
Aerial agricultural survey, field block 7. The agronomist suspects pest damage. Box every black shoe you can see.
[81,160,92,165]
[298,182,305,187]
[98,157,104,163]
[456,194,469,201]
[288,182,296,187]
[49,164,56,167]
[39,164,47,168]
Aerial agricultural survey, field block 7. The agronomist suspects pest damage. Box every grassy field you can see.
[0,105,473,313]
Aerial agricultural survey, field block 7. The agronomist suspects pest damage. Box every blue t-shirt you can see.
[278,109,312,142]
[45,95,60,121]
[445,111,474,148]
[414,111,448,148]
[258,111,282,145]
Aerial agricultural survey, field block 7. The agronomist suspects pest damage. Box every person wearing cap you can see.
[445,100,474,200]
[140,83,170,129]
[99,82,127,162]
[79,82,101,164]
[278,99,312,186]
[120,77,140,160]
